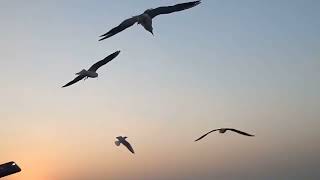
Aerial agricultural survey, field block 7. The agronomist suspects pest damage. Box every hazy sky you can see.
[1,0,319,179]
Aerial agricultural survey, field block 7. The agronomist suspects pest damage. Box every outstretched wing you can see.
[122,140,135,154]
[88,51,121,72]
[194,129,219,141]
[227,129,254,137]
[99,16,138,41]
[145,1,201,19]
[0,161,21,178]
[62,75,85,88]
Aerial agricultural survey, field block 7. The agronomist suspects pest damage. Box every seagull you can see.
[195,128,254,141]
[0,161,21,178]
[99,1,201,41]
[115,136,135,154]
[62,50,120,88]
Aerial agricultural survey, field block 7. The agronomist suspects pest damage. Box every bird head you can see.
[144,26,153,35]
[219,129,227,133]
[115,141,121,146]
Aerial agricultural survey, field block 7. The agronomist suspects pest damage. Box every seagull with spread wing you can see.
[62,50,120,88]
[115,136,135,154]
[195,128,254,141]
[99,1,201,41]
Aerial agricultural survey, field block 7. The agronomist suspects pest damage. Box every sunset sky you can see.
[1,0,319,179]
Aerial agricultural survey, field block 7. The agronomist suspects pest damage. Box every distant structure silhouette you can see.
[99,1,201,41]
[195,128,254,141]
[62,51,120,88]
[115,136,135,154]
[0,161,21,178]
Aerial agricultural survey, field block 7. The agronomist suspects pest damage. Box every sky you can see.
[0,0,319,179]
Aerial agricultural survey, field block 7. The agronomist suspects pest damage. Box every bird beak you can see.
[148,29,154,36]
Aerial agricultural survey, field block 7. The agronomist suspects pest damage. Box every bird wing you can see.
[0,161,21,178]
[227,129,254,136]
[88,51,120,72]
[194,129,219,141]
[116,136,122,140]
[145,1,201,19]
[99,16,138,41]
[62,74,85,88]
[122,140,135,154]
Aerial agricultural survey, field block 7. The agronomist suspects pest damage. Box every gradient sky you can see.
[1,0,320,179]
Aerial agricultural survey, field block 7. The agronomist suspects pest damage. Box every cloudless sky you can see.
[1,0,319,179]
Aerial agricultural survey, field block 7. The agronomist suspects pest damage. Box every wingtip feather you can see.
[98,34,112,41]
[98,36,107,41]
[194,1,201,6]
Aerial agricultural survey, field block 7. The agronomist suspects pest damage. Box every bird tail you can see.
[115,141,121,146]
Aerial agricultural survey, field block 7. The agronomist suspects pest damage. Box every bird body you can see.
[219,129,227,133]
[99,1,201,41]
[75,69,98,78]
[195,128,254,141]
[115,136,135,154]
[62,50,120,88]
[137,13,153,35]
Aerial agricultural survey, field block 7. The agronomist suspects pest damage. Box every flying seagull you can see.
[62,50,120,88]
[99,1,201,41]
[195,128,254,141]
[0,161,21,178]
[115,136,135,154]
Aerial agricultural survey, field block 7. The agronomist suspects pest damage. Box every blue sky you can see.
[0,0,320,179]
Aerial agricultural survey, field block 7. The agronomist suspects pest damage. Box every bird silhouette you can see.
[195,128,254,141]
[115,136,135,154]
[99,1,201,41]
[62,50,120,88]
